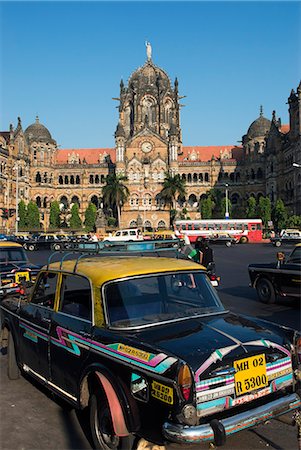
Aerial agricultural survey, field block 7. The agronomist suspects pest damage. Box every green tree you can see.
[286,215,301,229]
[49,201,61,229]
[84,203,97,231]
[272,199,288,232]
[69,203,82,229]
[18,200,27,229]
[27,200,40,229]
[102,173,130,227]
[208,188,223,217]
[200,196,214,219]
[246,197,257,218]
[257,196,271,229]
[160,172,186,225]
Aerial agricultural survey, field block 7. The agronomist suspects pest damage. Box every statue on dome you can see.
[145,41,152,61]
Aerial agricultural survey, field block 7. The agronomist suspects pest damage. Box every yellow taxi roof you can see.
[0,241,23,248]
[46,257,204,287]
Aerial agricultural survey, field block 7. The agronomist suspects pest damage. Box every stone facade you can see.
[0,52,300,232]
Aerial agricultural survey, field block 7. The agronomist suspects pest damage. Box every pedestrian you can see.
[89,232,98,242]
[194,236,214,268]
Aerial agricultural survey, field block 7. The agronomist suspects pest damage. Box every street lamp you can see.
[13,163,19,235]
[225,183,229,219]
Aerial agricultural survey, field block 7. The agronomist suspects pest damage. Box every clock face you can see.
[141,141,153,153]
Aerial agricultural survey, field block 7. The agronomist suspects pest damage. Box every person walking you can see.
[194,237,214,268]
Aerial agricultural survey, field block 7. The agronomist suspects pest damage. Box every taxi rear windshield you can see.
[104,271,224,329]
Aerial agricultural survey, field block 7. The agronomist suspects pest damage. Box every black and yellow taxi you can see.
[248,243,301,304]
[1,254,300,449]
[0,241,41,298]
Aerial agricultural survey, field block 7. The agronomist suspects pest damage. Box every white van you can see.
[108,228,143,242]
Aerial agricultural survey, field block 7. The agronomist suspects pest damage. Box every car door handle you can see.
[41,317,51,323]
[79,331,90,338]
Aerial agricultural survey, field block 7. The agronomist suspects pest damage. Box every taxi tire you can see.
[275,241,282,247]
[28,244,36,251]
[52,243,61,251]
[7,332,20,380]
[256,278,276,304]
[239,236,248,244]
[89,393,135,450]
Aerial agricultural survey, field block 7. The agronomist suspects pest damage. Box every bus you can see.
[174,219,263,243]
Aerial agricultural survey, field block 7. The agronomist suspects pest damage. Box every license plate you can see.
[15,271,30,283]
[151,381,174,404]
[234,354,267,396]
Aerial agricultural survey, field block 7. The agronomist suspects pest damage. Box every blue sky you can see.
[1,1,300,149]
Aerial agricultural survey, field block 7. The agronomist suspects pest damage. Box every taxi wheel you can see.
[52,243,61,251]
[239,236,248,244]
[256,278,276,304]
[28,244,36,251]
[7,332,20,380]
[89,394,134,450]
[275,241,282,247]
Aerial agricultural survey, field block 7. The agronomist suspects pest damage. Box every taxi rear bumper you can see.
[163,393,301,445]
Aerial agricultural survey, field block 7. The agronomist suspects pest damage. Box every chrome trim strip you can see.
[163,393,301,444]
[22,364,77,401]
[0,306,19,319]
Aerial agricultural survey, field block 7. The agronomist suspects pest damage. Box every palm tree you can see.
[160,172,186,225]
[102,173,129,227]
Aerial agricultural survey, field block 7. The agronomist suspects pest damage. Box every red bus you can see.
[174,219,263,243]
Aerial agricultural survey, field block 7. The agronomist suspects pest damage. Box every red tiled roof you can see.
[280,124,289,134]
[56,148,116,164]
[179,146,244,162]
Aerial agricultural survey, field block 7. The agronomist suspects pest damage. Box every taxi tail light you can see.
[178,364,192,401]
[209,274,220,282]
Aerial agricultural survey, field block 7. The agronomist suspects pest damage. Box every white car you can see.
[108,228,143,242]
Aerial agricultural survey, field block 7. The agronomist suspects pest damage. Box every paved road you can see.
[1,243,300,450]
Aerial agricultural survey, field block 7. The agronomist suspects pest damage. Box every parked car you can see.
[1,254,300,449]
[271,229,301,247]
[107,228,144,242]
[207,233,237,247]
[0,241,41,298]
[248,244,301,303]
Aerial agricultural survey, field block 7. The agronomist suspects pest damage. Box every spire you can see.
[145,41,152,61]
[35,115,40,124]
[115,121,125,138]
[259,105,263,117]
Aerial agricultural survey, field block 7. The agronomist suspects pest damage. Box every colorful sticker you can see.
[117,344,151,362]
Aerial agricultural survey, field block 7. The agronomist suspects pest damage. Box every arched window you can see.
[71,196,80,206]
[177,195,185,207]
[181,173,186,182]
[60,196,68,211]
[204,173,209,182]
[91,195,98,208]
[70,175,75,185]
[101,175,105,184]
[187,173,192,183]
[157,220,166,229]
[59,175,63,185]
[231,193,239,205]
[199,173,203,182]
[230,173,235,182]
[143,194,152,206]
[89,175,94,184]
[64,175,69,184]
[43,197,47,208]
[130,195,139,207]
[129,220,137,228]
[36,196,41,208]
[76,175,80,184]
[95,175,99,184]
[44,172,48,183]
[257,168,263,179]
[188,194,198,207]
[35,172,41,183]
[193,173,198,182]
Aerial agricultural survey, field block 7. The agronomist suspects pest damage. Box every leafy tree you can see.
[200,196,214,219]
[272,199,288,232]
[257,196,271,229]
[102,173,130,227]
[246,197,257,218]
[221,197,232,219]
[286,215,301,229]
[18,200,27,229]
[208,188,223,217]
[69,203,82,229]
[160,172,186,226]
[49,201,61,229]
[27,200,40,229]
[84,203,97,231]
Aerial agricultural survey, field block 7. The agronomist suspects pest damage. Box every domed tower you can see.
[242,106,271,156]
[24,116,57,167]
[114,43,182,147]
